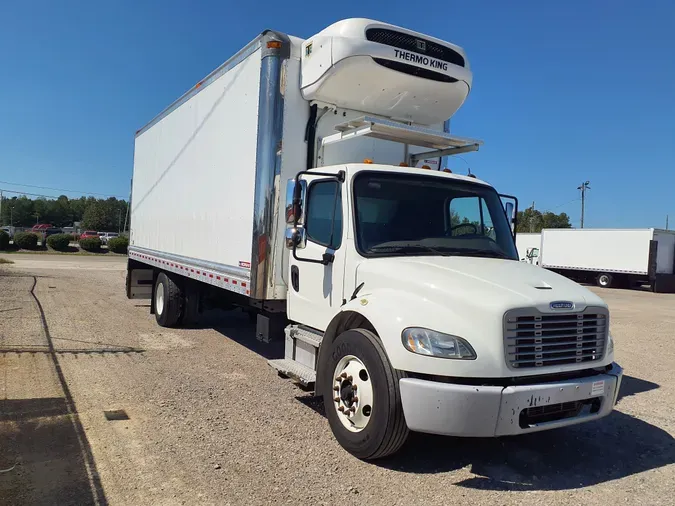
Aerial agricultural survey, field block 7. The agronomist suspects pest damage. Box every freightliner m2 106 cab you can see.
[126,19,623,459]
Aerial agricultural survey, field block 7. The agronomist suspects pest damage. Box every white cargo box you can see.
[129,21,481,302]
[539,228,675,292]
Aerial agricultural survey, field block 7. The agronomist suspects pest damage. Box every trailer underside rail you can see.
[128,246,251,296]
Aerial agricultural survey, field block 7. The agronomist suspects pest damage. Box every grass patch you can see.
[0,257,14,264]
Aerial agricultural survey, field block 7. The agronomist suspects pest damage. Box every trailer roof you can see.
[135,30,301,138]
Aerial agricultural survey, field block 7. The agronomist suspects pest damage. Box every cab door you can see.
[287,177,346,331]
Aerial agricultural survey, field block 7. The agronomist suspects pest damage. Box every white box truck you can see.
[539,228,675,292]
[126,18,622,459]
[516,232,541,264]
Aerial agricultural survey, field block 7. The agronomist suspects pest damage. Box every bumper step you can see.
[268,358,316,387]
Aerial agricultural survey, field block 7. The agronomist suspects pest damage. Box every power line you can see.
[0,180,126,199]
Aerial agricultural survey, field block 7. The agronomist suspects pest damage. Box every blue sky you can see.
[1,1,673,228]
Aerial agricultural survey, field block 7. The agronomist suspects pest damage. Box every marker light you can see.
[443,168,452,173]
[421,165,431,170]
[267,41,283,49]
[399,162,409,167]
[363,158,374,164]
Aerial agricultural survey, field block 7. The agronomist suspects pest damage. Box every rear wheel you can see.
[596,273,613,288]
[154,272,182,327]
[322,329,408,459]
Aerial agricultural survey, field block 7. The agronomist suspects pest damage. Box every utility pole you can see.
[529,201,535,233]
[577,181,590,228]
[666,215,669,231]
[118,209,122,233]
[0,189,3,227]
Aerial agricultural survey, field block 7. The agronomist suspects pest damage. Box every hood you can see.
[356,256,606,314]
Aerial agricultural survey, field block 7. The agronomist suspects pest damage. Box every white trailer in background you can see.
[516,232,541,264]
[540,228,675,292]
[126,18,622,459]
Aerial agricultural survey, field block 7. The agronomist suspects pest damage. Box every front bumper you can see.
[399,363,623,437]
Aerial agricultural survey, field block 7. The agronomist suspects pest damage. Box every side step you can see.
[268,325,323,387]
[268,359,316,387]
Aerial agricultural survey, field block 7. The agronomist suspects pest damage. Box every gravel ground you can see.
[0,254,674,506]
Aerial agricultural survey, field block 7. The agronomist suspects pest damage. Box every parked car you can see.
[0,226,15,239]
[100,232,119,244]
[45,228,63,238]
[31,224,53,232]
[80,231,99,239]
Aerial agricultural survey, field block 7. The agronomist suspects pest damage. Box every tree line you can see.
[516,208,572,233]
[0,195,129,232]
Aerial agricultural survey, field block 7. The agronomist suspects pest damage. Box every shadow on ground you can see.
[193,308,285,360]
[299,374,672,491]
[0,398,107,506]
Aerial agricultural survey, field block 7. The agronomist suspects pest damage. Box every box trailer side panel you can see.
[540,229,653,274]
[131,45,262,272]
[653,230,675,274]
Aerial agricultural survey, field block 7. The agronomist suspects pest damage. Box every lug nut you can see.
[333,386,340,391]
[338,406,345,412]
[352,396,359,403]
[347,375,353,382]
[341,372,347,379]
[349,406,356,412]
[334,397,340,402]
[352,385,357,391]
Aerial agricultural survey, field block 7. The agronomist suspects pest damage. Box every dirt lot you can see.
[1,254,673,506]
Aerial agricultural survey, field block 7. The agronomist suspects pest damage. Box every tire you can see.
[180,280,200,326]
[321,329,409,460]
[154,272,182,327]
[596,273,613,288]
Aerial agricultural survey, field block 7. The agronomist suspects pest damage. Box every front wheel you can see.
[321,329,409,460]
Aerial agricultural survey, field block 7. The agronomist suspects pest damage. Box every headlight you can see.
[608,332,614,355]
[402,328,476,360]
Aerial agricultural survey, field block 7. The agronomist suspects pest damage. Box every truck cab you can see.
[276,161,621,459]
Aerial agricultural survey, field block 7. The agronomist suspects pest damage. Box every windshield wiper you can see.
[439,247,511,259]
[368,244,448,256]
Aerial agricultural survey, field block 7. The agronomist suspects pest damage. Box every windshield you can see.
[353,172,518,260]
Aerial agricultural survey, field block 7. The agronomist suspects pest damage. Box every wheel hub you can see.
[332,355,373,432]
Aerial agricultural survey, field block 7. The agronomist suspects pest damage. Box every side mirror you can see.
[505,202,514,222]
[285,227,306,250]
[285,179,306,225]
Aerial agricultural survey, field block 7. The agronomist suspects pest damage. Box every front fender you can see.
[320,288,506,380]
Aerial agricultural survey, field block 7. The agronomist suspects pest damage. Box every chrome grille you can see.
[504,308,607,369]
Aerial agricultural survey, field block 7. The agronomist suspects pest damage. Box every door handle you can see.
[291,265,299,292]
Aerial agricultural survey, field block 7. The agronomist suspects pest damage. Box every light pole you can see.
[577,181,590,228]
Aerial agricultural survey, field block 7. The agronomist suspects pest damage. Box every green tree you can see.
[516,208,571,233]
[81,201,108,230]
